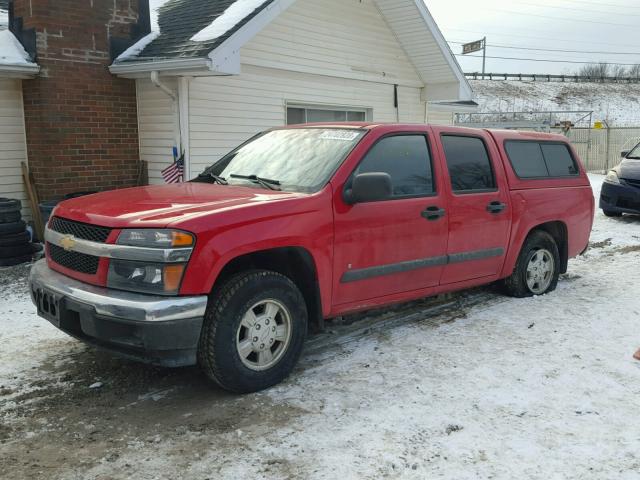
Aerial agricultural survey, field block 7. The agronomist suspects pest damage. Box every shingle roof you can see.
[122,0,274,62]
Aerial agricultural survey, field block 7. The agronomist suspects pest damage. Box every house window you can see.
[287,105,368,125]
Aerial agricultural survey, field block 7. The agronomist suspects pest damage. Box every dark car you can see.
[600,142,640,217]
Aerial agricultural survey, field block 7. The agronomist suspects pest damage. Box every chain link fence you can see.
[554,127,640,173]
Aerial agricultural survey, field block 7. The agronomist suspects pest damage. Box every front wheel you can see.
[504,230,560,298]
[198,270,308,393]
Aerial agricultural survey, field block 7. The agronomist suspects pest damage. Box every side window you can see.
[504,141,549,178]
[355,135,434,197]
[505,141,579,178]
[540,144,579,176]
[441,135,496,192]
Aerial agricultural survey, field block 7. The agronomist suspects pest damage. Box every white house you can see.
[0,1,38,216]
[110,0,474,183]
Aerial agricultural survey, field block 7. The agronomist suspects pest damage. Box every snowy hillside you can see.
[471,80,640,127]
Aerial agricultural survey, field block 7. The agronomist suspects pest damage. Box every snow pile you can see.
[116,0,171,61]
[0,29,33,65]
[190,0,269,42]
[471,80,640,127]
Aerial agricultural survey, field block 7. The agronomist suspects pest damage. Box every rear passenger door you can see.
[432,128,511,284]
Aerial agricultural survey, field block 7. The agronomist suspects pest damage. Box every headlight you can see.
[108,260,186,295]
[117,229,194,248]
[605,170,620,184]
[107,229,194,295]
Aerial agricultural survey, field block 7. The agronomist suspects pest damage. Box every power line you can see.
[554,0,640,10]
[515,1,640,17]
[487,8,636,28]
[445,28,637,49]
[455,54,640,66]
[449,41,640,56]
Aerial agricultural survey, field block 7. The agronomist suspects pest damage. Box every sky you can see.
[426,0,640,75]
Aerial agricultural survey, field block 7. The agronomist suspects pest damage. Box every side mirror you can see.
[344,172,392,204]
[621,150,630,158]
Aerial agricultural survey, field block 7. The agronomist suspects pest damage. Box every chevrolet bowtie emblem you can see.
[59,235,76,251]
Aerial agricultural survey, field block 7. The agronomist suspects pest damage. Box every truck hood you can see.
[618,159,640,180]
[52,183,304,229]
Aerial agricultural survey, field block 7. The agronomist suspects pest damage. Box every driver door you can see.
[332,132,449,307]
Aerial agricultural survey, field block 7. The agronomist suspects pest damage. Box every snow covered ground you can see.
[471,80,640,127]
[2,174,640,479]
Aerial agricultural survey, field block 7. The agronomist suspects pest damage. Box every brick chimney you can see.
[11,0,144,200]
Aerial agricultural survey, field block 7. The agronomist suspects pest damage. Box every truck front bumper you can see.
[28,259,208,367]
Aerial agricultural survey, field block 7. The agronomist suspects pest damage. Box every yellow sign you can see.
[594,121,604,129]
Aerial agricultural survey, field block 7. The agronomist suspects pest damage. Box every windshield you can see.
[201,128,367,192]
[627,142,640,159]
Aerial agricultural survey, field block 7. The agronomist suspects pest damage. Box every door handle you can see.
[487,201,507,214]
[421,206,446,221]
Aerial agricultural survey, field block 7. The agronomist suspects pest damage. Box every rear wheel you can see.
[504,230,560,298]
[198,270,308,393]
[602,209,622,217]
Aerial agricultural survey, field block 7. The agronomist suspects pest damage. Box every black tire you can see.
[0,243,38,259]
[504,230,560,298]
[0,254,34,267]
[0,198,21,211]
[0,210,21,224]
[0,220,27,235]
[602,209,623,217]
[0,231,30,247]
[198,270,308,393]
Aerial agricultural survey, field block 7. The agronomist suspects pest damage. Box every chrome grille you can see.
[49,217,111,243]
[48,243,100,275]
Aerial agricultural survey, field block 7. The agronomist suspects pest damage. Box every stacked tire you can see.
[0,198,42,267]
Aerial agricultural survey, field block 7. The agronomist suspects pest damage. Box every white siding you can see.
[241,0,423,88]
[136,78,178,185]
[188,65,425,176]
[0,79,29,218]
[427,110,454,126]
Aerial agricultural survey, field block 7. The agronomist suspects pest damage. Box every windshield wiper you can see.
[198,171,228,185]
[230,174,282,191]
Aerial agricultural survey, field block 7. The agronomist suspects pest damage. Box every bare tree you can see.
[577,63,610,80]
[628,64,640,79]
[610,64,628,78]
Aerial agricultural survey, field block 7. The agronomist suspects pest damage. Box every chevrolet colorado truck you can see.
[29,123,594,393]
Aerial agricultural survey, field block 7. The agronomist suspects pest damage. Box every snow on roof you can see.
[114,0,276,63]
[471,80,640,127]
[116,0,171,61]
[0,29,34,65]
[190,0,268,42]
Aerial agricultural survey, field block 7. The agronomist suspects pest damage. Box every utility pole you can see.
[482,37,487,80]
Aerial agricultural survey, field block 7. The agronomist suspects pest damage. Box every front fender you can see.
[178,199,334,317]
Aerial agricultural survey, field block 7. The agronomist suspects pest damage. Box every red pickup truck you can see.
[29,123,594,393]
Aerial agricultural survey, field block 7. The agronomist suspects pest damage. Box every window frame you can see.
[286,103,371,125]
[440,133,498,195]
[344,132,438,202]
[504,139,580,180]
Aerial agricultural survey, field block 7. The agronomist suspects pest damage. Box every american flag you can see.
[162,154,184,184]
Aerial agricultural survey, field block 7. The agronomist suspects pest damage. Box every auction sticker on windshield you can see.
[319,130,362,141]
